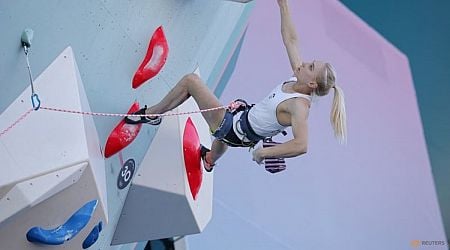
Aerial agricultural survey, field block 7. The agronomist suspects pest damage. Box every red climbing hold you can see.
[132,26,169,89]
[104,102,142,158]
[182,117,203,200]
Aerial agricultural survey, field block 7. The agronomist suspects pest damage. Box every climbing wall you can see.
[0,47,108,249]
[0,0,254,249]
[112,96,214,245]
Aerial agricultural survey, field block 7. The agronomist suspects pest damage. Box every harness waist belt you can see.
[240,108,266,142]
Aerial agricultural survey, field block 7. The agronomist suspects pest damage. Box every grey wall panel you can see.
[1,1,253,249]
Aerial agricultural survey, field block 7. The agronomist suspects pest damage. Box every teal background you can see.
[341,0,450,240]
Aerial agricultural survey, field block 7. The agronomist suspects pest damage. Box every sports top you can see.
[247,76,311,137]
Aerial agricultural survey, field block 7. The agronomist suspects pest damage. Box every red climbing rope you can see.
[39,101,246,117]
[39,104,231,118]
[0,101,244,138]
[0,108,34,138]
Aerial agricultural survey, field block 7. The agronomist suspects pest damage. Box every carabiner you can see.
[31,93,41,110]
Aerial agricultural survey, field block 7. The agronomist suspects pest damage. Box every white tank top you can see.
[247,77,311,137]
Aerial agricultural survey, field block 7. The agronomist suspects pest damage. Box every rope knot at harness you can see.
[228,100,245,110]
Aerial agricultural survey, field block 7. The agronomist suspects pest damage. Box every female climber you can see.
[125,0,347,172]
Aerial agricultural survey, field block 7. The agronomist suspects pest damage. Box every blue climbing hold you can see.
[82,221,103,249]
[26,200,98,245]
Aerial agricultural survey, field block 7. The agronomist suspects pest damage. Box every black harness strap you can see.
[238,108,266,143]
[214,99,263,148]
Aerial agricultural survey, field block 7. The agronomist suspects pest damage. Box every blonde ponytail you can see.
[330,85,347,144]
[314,62,347,144]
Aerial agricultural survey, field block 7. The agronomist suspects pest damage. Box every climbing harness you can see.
[212,99,288,148]
[214,99,265,148]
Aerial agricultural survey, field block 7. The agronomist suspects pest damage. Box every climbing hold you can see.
[21,28,34,48]
[104,102,142,158]
[82,221,103,249]
[26,200,98,245]
[132,26,169,89]
[182,117,202,200]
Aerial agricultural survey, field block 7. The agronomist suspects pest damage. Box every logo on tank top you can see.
[269,93,276,99]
